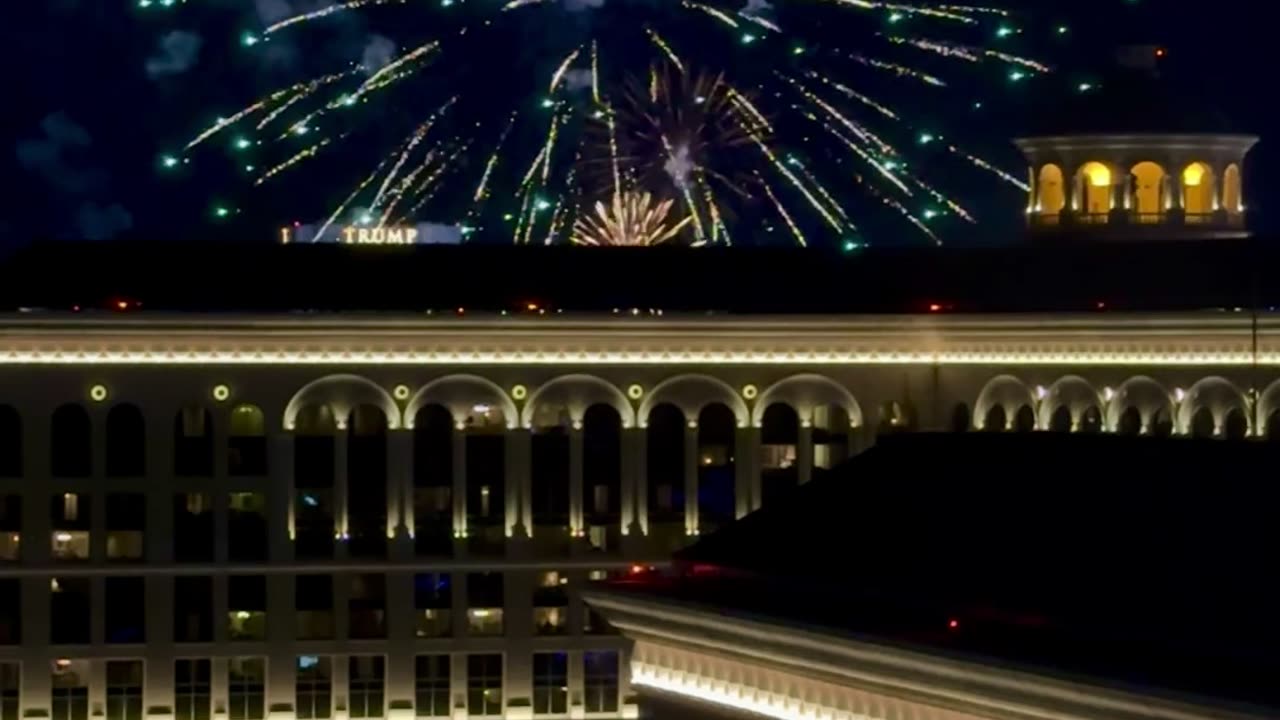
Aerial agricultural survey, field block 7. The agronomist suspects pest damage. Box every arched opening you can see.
[1223,164,1242,214]
[412,405,454,556]
[464,404,505,554]
[174,406,213,477]
[294,405,337,559]
[347,405,388,558]
[697,404,736,535]
[1013,405,1036,433]
[1079,162,1112,216]
[1130,161,1166,218]
[106,404,146,478]
[51,404,91,477]
[583,404,622,551]
[646,404,686,549]
[1049,406,1072,433]
[812,404,850,484]
[1268,410,1280,442]
[531,401,571,544]
[228,404,267,476]
[0,406,21,478]
[759,404,799,508]
[1190,408,1216,439]
[1151,408,1174,438]
[1117,407,1142,436]
[950,403,971,433]
[1037,164,1065,217]
[1223,408,1249,441]
[877,401,916,436]
[982,405,1007,432]
[1079,406,1103,434]
[1182,162,1216,218]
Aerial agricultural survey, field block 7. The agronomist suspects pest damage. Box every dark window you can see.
[174,577,213,643]
[51,660,89,720]
[228,405,267,476]
[50,405,91,478]
[347,407,387,559]
[105,660,143,720]
[296,575,334,640]
[646,404,685,523]
[174,659,211,720]
[228,493,267,562]
[414,656,450,718]
[51,577,91,644]
[105,577,146,644]
[349,574,386,640]
[174,493,214,563]
[412,406,453,556]
[106,493,145,561]
[0,662,18,720]
[348,657,385,719]
[174,408,213,477]
[227,658,265,720]
[413,573,451,639]
[51,493,90,561]
[583,652,619,713]
[0,498,19,561]
[106,404,146,478]
[0,583,17,644]
[466,655,502,717]
[295,656,332,720]
[228,576,267,641]
[583,405,622,528]
[532,653,567,716]
[0,406,21,478]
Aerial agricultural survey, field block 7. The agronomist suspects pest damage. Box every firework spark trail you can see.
[470,115,517,206]
[645,29,684,74]
[591,41,601,103]
[887,36,980,62]
[949,145,1029,190]
[847,55,947,86]
[604,105,622,198]
[264,0,407,34]
[512,191,533,244]
[186,72,349,150]
[312,156,395,242]
[745,129,844,234]
[541,113,561,185]
[501,0,547,11]
[549,47,583,93]
[810,73,899,119]
[756,174,806,247]
[789,156,853,227]
[808,112,913,195]
[369,98,456,210]
[739,13,781,32]
[345,41,439,105]
[986,50,1051,73]
[682,1,738,28]
[254,136,335,186]
[395,143,470,222]
[571,192,691,246]
[786,76,895,156]
[939,3,1010,15]
[378,159,432,226]
[907,174,974,221]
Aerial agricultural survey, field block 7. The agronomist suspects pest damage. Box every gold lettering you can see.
[387,228,404,244]
[343,227,358,244]
[406,228,419,244]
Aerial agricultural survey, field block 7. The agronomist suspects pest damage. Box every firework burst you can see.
[146,0,1074,246]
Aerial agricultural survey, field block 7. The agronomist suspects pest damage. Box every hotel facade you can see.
[0,310,1278,720]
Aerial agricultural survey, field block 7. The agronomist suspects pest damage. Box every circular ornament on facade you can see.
[511,385,528,401]
[742,384,759,400]
[393,384,411,401]
[212,384,231,402]
[89,385,109,402]
[627,384,644,400]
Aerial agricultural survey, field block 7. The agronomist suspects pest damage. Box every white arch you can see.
[974,375,1036,430]
[1177,376,1250,437]
[638,374,749,428]
[405,374,519,430]
[1106,376,1174,433]
[752,374,862,429]
[1258,379,1280,436]
[1037,375,1102,431]
[521,374,635,429]
[283,374,399,431]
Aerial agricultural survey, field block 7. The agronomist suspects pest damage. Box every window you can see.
[174,408,213,477]
[533,571,568,636]
[174,659,211,720]
[582,652,618,713]
[349,574,386,640]
[50,578,91,644]
[466,573,503,636]
[0,406,21,479]
[106,660,143,720]
[228,405,267,476]
[0,662,19,720]
[466,655,502,717]
[227,658,265,720]
[51,660,89,720]
[51,493,90,561]
[348,657,385,719]
[0,580,19,645]
[414,656,450,718]
[174,577,213,643]
[296,576,334,641]
[347,407,388,559]
[174,493,214,562]
[0,496,21,561]
[50,405,91,478]
[414,573,451,639]
[106,494,145,561]
[295,657,331,720]
[228,576,267,641]
[228,493,267,562]
[106,404,146,478]
[105,577,145,644]
[532,653,568,716]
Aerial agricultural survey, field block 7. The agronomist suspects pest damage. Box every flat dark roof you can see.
[0,237,1277,314]
[616,433,1280,712]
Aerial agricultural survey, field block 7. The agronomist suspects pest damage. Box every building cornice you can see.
[0,313,1277,366]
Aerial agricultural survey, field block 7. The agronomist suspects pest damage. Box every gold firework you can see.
[572,192,692,247]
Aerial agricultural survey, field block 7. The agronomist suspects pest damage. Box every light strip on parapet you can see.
[0,350,1273,365]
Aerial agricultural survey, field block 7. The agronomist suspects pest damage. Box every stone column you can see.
[568,426,584,538]
[733,426,759,518]
[384,571,416,712]
[334,428,349,556]
[683,425,698,536]
[266,573,295,715]
[797,424,813,486]
[389,429,412,555]
[269,432,294,562]
[504,428,531,539]
[621,428,645,536]
[213,490,230,564]
[451,427,467,539]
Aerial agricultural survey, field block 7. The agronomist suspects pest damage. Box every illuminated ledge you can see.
[584,591,1271,720]
[1,314,1280,365]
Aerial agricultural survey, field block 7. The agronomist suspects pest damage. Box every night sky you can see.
[2,0,1272,250]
